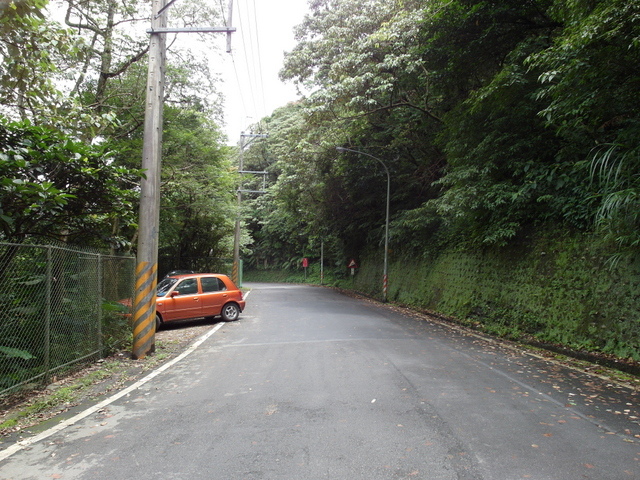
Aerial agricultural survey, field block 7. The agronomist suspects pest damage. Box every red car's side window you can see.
[201,277,226,293]
[174,278,198,295]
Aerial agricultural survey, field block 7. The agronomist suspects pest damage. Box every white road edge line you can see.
[0,291,250,464]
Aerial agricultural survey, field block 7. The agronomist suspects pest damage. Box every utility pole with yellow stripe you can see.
[132,0,167,359]
[132,0,236,359]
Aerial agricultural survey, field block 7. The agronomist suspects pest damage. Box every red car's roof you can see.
[169,273,227,278]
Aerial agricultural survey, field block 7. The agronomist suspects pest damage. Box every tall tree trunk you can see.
[94,0,115,113]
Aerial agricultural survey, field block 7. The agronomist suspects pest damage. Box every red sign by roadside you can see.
[348,259,358,269]
[302,258,309,268]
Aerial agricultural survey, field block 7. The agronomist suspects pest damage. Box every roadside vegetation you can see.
[0,0,236,256]
[0,0,236,396]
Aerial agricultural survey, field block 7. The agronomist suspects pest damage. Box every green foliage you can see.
[1,0,232,256]
[34,1,232,257]
[433,55,597,244]
[589,143,640,266]
[254,0,450,267]
[101,301,132,354]
[283,0,429,119]
[532,0,640,136]
[46,0,224,139]
[419,0,557,101]
[0,117,141,246]
[528,0,640,262]
[0,346,35,360]
[0,0,77,118]
[241,104,343,269]
[158,107,236,268]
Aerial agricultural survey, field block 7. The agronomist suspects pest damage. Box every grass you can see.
[0,361,123,432]
[0,336,194,438]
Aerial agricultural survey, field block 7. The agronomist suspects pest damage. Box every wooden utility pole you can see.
[132,0,167,360]
[132,0,236,359]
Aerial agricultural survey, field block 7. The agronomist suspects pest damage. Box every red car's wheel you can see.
[221,303,240,322]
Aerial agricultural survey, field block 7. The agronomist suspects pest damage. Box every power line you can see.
[250,0,267,119]
[236,0,259,126]
[229,52,249,122]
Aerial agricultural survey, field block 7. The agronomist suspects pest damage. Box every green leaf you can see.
[0,346,35,360]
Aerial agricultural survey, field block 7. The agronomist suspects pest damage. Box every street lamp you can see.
[336,146,390,302]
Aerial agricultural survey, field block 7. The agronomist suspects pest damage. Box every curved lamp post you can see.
[336,147,390,302]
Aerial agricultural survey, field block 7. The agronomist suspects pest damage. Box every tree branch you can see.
[340,101,443,124]
[102,44,149,79]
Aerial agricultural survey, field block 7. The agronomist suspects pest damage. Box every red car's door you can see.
[199,276,229,316]
[159,277,202,321]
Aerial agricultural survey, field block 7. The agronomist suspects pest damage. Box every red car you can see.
[154,273,245,328]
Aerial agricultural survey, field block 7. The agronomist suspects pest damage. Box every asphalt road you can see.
[1,283,638,479]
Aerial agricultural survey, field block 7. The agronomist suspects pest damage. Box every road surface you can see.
[0,283,638,479]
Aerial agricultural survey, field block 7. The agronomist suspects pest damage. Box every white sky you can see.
[215,0,308,144]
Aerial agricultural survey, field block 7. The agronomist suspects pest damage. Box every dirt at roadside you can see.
[0,320,217,443]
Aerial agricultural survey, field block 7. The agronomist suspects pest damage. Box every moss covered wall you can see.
[348,232,640,360]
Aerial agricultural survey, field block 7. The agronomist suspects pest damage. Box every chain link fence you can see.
[0,242,135,397]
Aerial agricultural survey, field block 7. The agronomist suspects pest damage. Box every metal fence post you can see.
[45,246,52,384]
[97,254,103,358]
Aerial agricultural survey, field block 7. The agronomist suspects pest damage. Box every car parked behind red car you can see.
[154,273,245,328]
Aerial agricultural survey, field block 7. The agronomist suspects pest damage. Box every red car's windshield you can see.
[156,277,178,296]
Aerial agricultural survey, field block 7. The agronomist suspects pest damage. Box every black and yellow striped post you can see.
[132,0,166,360]
[132,262,157,359]
[232,259,239,286]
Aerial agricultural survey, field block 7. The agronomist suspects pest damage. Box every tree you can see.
[408,0,605,246]
[0,0,79,120]
[158,107,236,269]
[0,116,141,246]
[275,0,447,258]
[531,0,640,262]
[39,0,224,141]
[282,0,429,118]
[27,1,231,257]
